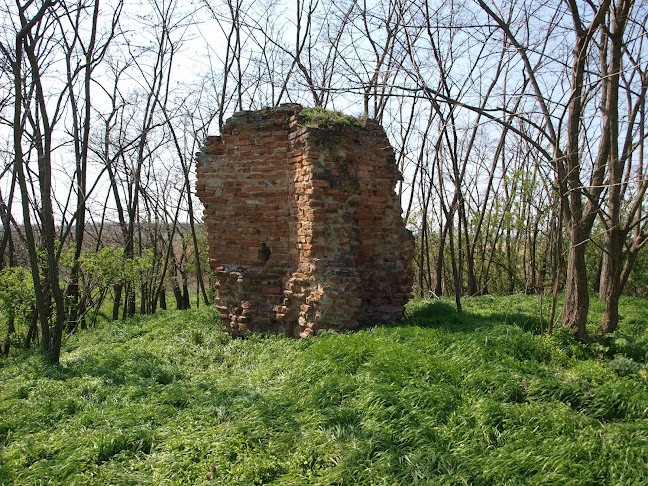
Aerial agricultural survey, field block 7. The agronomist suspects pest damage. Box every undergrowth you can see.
[1,295,647,485]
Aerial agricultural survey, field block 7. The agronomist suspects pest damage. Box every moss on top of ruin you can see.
[299,106,360,127]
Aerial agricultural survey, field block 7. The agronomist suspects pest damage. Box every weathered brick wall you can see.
[196,104,413,337]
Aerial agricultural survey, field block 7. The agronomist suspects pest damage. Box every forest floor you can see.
[1,295,647,485]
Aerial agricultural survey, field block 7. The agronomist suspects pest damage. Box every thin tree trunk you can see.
[435,222,448,297]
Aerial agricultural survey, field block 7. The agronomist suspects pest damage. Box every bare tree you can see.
[474,0,646,340]
[597,1,648,333]
[59,0,122,332]
[1,0,70,362]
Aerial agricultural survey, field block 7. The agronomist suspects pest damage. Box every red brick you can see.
[196,104,413,338]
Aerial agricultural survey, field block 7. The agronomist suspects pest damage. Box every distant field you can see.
[1,295,647,485]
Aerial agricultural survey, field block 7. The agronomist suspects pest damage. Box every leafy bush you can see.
[625,249,648,297]
[607,355,643,377]
[0,267,35,353]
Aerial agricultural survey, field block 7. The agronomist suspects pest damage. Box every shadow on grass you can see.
[401,298,545,335]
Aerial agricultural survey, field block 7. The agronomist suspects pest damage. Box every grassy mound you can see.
[299,106,360,127]
[1,295,647,485]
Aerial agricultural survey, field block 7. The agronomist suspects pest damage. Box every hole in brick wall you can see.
[260,242,272,263]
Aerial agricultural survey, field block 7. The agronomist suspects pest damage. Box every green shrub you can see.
[0,267,35,351]
[608,355,643,377]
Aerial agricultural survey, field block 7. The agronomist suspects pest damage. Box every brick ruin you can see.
[195,104,414,337]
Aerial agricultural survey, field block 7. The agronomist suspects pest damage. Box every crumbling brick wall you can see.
[196,104,414,337]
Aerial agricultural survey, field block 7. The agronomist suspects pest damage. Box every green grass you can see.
[299,106,360,127]
[1,295,648,485]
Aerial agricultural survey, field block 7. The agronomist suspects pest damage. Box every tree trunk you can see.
[112,283,122,321]
[595,250,605,297]
[562,225,590,341]
[597,0,633,334]
[160,287,167,310]
[25,308,39,348]
[448,216,462,313]
[127,286,136,317]
[434,221,448,297]
[182,277,190,310]
[599,226,624,333]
